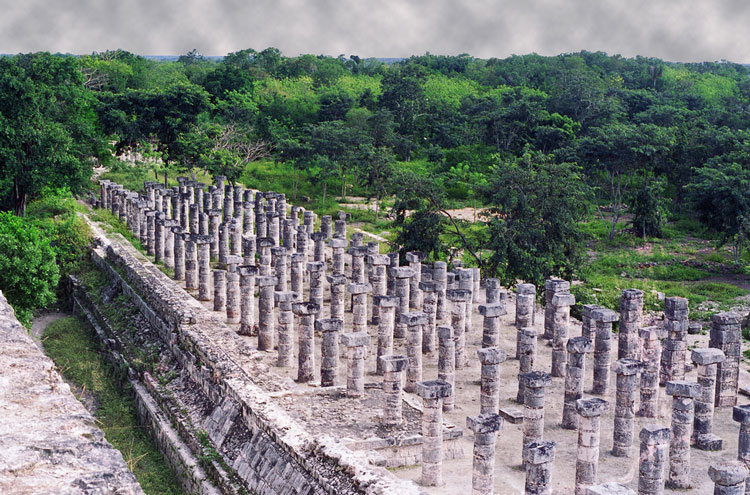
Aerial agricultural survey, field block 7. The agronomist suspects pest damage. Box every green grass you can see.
[89,209,144,251]
[42,316,185,495]
[100,164,204,193]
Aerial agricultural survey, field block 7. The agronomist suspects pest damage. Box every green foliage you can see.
[0,211,59,324]
[43,316,185,495]
[630,177,669,237]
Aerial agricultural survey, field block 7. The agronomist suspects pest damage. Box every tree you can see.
[630,176,669,238]
[482,152,591,287]
[0,211,59,324]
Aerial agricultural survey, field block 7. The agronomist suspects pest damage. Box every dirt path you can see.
[30,311,67,349]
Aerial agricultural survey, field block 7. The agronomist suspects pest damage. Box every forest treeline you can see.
[2,47,750,308]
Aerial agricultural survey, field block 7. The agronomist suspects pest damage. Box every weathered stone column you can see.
[267,211,280,246]
[184,235,198,290]
[402,312,427,393]
[180,192,190,228]
[271,247,288,291]
[660,296,689,384]
[691,348,726,450]
[638,424,670,495]
[154,213,165,263]
[282,219,295,251]
[329,238,347,275]
[665,380,701,489]
[189,203,199,234]
[709,462,749,495]
[575,398,610,495]
[457,268,474,336]
[447,288,472,369]
[544,279,570,340]
[611,358,643,457]
[393,267,414,339]
[172,228,186,280]
[293,301,320,383]
[551,292,576,377]
[406,251,425,310]
[196,235,212,301]
[485,278,501,304]
[523,440,556,495]
[373,295,398,375]
[415,379,452,487]
[290,253,305,301]
[732,404,750,494]
[327,273,346,322]
[307,261,325,309]
[163,219,179,269]
[437,325,456,412]
[710,312,742,407]
[311,231,327,263]
[213,269,226,313]
[369,254,390,325]
[521,371,552,452]
[421,281,439,352]
[349,245,367,286]
[218,222,229,267]
[229,219,242,257]
[253,275,275,350]
[348,282,372,334]
[638,326,664,418]
[434,261,448,321]
[256,237,274,276]
[516,283,536,359]
[243,199,254,235]
[225,255,242,323]
[342,332,370,397]
[619,289,643,360]
[320,214,332,239]
[145,210,156,255]
[386,252,398,294]
[479,302,506,349]
[365,241,379,287]
[592,308,619,395]
[472,267,480,303]
[467,413,503,495]
[334,211,347,238]
[517,327,538,403]
[562,337,593,430]
[242,234,256,266]
[581,304,604,340]
[478,347,506,415]
[274,290,296,366]
[255,202,267,238]
[199,212,209,237]
[317,318,342,386]
[238,265,258,336]
[380,355,409,426]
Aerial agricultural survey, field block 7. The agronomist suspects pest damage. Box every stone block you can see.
[576,398,610,417]
[712,312,742,325]
[665,380,701,398]
[419,281,438,292]
[585,483,635,495]
[611,358,643,375]
[691,348,725,366]
[415,379,452,399]
[291,301,320,315]
[517,283,536,295]
[446,288,472,302]
[393,266,416,279]
[347,283,372,294]
[551,292,576,307]
[498,407,524,424]
[708,461,749,486]
[639,424,670,444]
[477,347,507,365]
[521,371,552,389]
[591,308,619,323]
[373,295,399,308]
[732,404,750,424]
[522,440,556,465]
[399,311,428,326]
[341,332,370,347]
[405,251,426,263]
[466,413,503,434]
[567,336,593,354]
[379,355,409,373]
[315,318,343,333]
[368,254,391,265]
[478,302,506,317]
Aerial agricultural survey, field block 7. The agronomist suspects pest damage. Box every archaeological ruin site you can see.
[3,176,750,495]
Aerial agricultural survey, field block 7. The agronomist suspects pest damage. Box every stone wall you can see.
[0,291,144,495]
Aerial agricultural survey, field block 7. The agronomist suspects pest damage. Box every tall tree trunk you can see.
[164,170,169,188]
[322,181,327,207]
[13,178,27,217]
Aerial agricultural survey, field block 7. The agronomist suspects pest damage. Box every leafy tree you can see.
[482,152,591,287]
[0,211,60,324]
[630,177,669,238]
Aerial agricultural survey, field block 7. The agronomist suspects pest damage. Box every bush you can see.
[0,211,60,324]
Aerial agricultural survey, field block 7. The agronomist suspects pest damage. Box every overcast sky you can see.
[2,0,749,62]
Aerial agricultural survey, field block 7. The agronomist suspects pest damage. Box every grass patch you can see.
[42,316,185,495]
[89,209,144,252]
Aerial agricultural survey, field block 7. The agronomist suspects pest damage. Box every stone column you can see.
[665,380,701,489]
[255,203,267,238]
[172,228,186,280]
[368,254,390,325]
[328,273,347,322]
[457,269,474,337]
[523,440,556,495]
[437,326,456,412]
[163,219,179,269]
[619,289,643,360]
[189,203,199,234]
[311,231,326,262]
[307,261,325,309]
[638,326,664,418]
[434,261,448,321]
[255,275,276,350]
[415,379,452,487]
[180,192,190,228]
[342,332,370,397]
[229,219,242,257]
[329,238,347,275]
[154,213,165,263]
[365,241,379,287]
[218,222,229,267]
[485,278,501,304]
[517,327,538,403]
[447,288,472,369]
[544,279,570,340]
[282,219,295,251]
[290,253,306,301]
[267,211,280,246]
[733,405,750,494]
[334,211,347,238]
[581,304,604,340]
[145,210,156,255]
[550,292,576,377]
[213,269,226,313]
[479,302,506,349]
[709,462,749,495]
[256,237,273,276]
[380,355,409,426]
[638,424,670,495]
[196,235,212,301]
[478,347,506,415]
[243,200,254,235]
[293,301,320,383]
[563,337,593,430]
[611,358,643,457]
[421,282,439,352]
[592,308,619,395]
[402,312,428,393]
[242,234,256,266]
[406,251,426,310]
[660,296,689,384]
[271,247,288,292]
[575,398,610,495]
[467,413,503,495]
[320,215,332,239]
[691,348,726,450]
[393,267,414,339]
[225,255,242,323]
[374,295,398,375]
[710,312,742,408]
[199,212,209,237]
[238,265,258,336]
[521,371,552,452]
[184,235,198,290]
[349,246,367,285]
[348,282,372,334]
[317,318,342,386]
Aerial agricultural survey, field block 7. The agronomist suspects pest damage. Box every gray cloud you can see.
[0,0,748,62]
